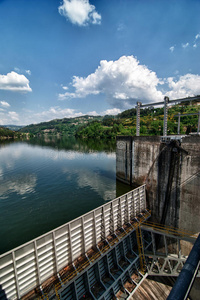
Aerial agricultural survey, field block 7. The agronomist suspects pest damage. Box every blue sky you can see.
[0,0,200,125]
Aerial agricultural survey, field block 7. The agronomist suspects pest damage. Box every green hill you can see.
[17,100,200,139]
[0,127,18,139]
[19,115,103,136]
[75,102,200,139]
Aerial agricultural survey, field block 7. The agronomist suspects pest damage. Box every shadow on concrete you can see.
[0,284,8,300]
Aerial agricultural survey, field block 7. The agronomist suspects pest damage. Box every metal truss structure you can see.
[141,221,199,278]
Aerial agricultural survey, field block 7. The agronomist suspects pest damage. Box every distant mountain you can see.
[2,125,24,131]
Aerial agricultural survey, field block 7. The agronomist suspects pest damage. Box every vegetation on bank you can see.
[0,127,28,139]
[76,102,200,139]
[18,115,103,136]
[1,100,200,139]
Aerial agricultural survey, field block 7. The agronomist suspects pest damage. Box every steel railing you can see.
[0,185,146,300]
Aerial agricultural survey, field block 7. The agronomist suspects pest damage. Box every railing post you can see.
[81,216,86,253]
[93,211,97,245]
[136,102,141,136]
[68,223,73,263]
[163,96,169,136]
[12,251,20,299]
[34,240,41,286]
[178,112,181,134]
[52,231,58,273]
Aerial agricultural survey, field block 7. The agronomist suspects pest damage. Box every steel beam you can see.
[167,234,200,300]
[141,95,200,108]
[136,102,141,136]
[163,96,169,136]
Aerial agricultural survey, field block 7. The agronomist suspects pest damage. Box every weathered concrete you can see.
[116,135,200,299]
[116,135,200,236]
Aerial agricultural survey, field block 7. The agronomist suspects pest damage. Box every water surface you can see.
[0,137,132,254]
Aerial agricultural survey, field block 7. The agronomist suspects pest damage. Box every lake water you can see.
[0,136,132,254]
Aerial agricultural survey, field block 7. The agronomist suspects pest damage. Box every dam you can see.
[1,96,200,299]
[0,183,199,300]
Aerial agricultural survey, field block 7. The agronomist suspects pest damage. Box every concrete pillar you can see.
[136,102,141,136]
[163,96,169,136]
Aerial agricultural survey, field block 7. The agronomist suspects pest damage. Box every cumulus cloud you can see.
[87,111,99,116]
[0,110,19,125]
[59,55,164,107]
[0,71,32,92]
[169,46,175,53]
[35,106,83,122]
[102,108,121,115]
[8,111,19,121]
[166,74,200,99]
[0,101,10,108]
[58,0,101,26]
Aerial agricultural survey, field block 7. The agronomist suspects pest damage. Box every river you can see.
[0,136,132,254]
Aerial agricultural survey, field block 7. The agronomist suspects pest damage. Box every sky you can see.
[0,0,200,125]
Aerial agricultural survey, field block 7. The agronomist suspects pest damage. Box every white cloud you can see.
[8,111,19,121]
[87,111,99,116]
[14,67,20,72]
[117,23,126,32]
[169,46,175,52]
[0,101,10,108]
[193,43,197,48]
[34,106,83,122]
[25,70,31,76]
[59,55,164,107]
[59,91,78,100]
[0,106,85,125]
[58,0,101,26]
[102,108,121,115]
[0,71,32,92]
[166,74,200,99]
[195,33,200,40]
[182,42,189,49]
[0,110,19,125]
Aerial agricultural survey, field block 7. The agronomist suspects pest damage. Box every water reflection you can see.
[0,174,37,198]
[0,137,131,254]
[63,167,116,201]
[26,136,116,152]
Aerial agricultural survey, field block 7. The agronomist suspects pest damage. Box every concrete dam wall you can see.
[116,135,200,235]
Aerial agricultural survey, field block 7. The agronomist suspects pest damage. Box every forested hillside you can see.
[3,101,199,140]
[0,127,20,139]
[19,115,103,136]
[76,102,200,139]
